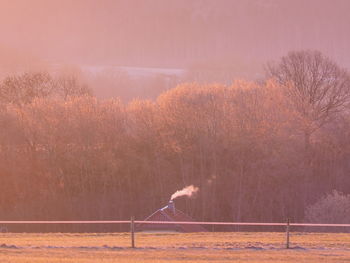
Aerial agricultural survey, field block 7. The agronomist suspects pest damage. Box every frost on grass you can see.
[0,243,19,249]
[1,243,349,252]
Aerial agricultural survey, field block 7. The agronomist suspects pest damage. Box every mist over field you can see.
[1,0,350,98]
[0,0,349,233]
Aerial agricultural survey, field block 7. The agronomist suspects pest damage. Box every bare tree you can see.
[0,72,53,106]
[266,50,350,209]
[54,74,92,100]
[266,50,350,149]
[0,72,92,107]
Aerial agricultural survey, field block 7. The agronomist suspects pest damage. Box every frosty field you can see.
[0,232,349,262]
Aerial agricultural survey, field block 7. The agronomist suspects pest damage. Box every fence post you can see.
[286,218,290,249]
[130,216,135,248]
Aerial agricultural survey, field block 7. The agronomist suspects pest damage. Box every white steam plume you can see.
[170,185,199,201]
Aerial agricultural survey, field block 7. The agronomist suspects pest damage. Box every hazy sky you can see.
[0,0,349,71]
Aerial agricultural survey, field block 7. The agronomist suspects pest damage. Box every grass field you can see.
[0,232,349,262]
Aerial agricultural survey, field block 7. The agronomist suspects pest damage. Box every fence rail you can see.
[0,220,349,227]
[0,220,349,249]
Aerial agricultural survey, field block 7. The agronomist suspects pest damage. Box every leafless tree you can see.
[54,74,92,100]
[0,72,53,106]
[266,50,350,148]
[0,72,92,107]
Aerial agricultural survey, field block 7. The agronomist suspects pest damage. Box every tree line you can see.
[0,50,349,231]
